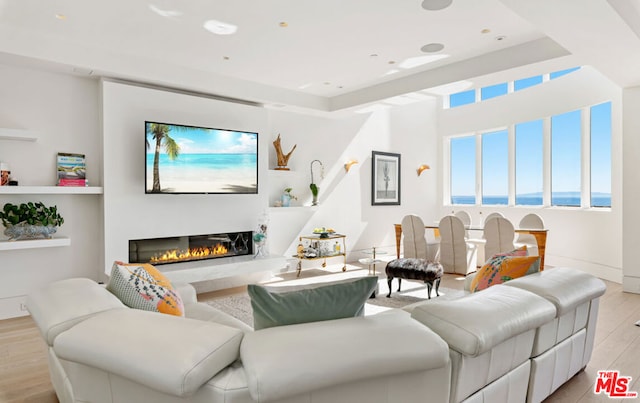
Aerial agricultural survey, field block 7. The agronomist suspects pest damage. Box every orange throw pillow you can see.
[106,261,184,316]
[470,255,539,293]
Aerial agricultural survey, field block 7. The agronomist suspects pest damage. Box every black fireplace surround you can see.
[129,231,253,265]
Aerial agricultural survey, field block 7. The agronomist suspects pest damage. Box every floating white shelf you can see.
[0,186,103,195]
[268,206,316,212]
[0,237,71,251]
[0,128,38,142]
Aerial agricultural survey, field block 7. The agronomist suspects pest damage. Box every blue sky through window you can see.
[481,83,508,100]
[550,67,580,79]
[449,89,475,107]
[514,76,543,91]
[482,130,508,204]
[515,120,543,205]
[591,102,612,207]
[450,136,476,204]
[551,110,581,206]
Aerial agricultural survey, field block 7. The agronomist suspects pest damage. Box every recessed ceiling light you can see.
[148,4,182,18]
[388,60,396,64]
[481,28,491,34]
[324,82,331,85]
[223,56,230,60]
[203,20,238,35]
[55,13,66,20]
[279,22,288,27]
[421,0,453,11]
[421,43,445,53]
[370,53,379,57]
[495,35,506,41]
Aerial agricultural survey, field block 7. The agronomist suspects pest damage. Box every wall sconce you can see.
[344,159,359,172]
[417,164,430,176]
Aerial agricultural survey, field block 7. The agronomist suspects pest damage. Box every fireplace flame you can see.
[150,244,229,264]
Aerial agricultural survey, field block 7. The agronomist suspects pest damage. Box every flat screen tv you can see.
[145,121,258,194]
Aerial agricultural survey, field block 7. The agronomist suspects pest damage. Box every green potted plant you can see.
[0,202,64,240]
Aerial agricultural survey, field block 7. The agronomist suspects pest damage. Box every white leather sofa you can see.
[27,278,451,403]
[27,267,605,403]
[412,267,606,403]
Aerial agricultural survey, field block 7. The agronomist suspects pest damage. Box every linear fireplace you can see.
[129,231,253,265]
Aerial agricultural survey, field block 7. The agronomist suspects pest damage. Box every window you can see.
[515,120,543,205]
[449,89,475,108]
[550,67,580,79]
[482,130,508,205]
[450,136,476,204]
[514,75,543,91]
[551,110,582,206]
[590,102,612,207]
[481,83,508,100]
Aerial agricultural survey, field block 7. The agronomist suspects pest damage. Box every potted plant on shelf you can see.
[0,202,64,240]
[282,187,297,207]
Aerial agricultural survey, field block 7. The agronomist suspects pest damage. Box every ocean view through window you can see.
[449,99,611,208]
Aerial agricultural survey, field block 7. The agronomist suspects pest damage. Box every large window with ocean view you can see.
[447,100,611,209]
[450,136,476,204]
[590,102,612,207]
[482,130,508,205]
[515,120,543,205]
[551,110,581,206]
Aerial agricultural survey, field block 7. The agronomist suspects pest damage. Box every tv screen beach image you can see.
[145,122,258,194]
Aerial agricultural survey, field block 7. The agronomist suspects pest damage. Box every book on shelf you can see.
[57,152,87,187]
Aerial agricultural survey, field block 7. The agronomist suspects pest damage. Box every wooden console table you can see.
[393,224,549,269]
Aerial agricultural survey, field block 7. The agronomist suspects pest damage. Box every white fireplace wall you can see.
[102,80,269,275]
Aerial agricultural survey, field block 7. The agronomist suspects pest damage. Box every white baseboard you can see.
[0,295,30,320]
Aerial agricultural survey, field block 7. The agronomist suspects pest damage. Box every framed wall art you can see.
[371,151,401,206]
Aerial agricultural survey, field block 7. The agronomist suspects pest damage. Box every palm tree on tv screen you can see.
[146,123,180,192]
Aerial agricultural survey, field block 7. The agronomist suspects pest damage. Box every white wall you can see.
[437,67,623,282]
[622,86,640,292]
[101,80,269,275]
[267,100,440,265]
[0,64,102,318]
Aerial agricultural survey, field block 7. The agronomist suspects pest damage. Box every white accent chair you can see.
[483,211,504,225]
[401,214,439,261]
[515,213,544,256]
[483,216,516,260]
[438,215,477,275]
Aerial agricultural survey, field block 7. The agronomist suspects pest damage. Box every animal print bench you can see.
[385,258,443,299]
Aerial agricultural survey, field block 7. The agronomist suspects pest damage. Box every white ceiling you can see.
[1,0,640,112]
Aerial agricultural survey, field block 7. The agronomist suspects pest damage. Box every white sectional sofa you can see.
[27,267,605,403]
[27,278,451,403]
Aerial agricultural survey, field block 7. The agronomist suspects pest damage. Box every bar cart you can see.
[294,233,347,277]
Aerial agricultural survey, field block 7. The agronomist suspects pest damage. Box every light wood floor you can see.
[2,271,639,403]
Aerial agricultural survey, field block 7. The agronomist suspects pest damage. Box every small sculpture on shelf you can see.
[281,187,297,207]
[273,134,297,170]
